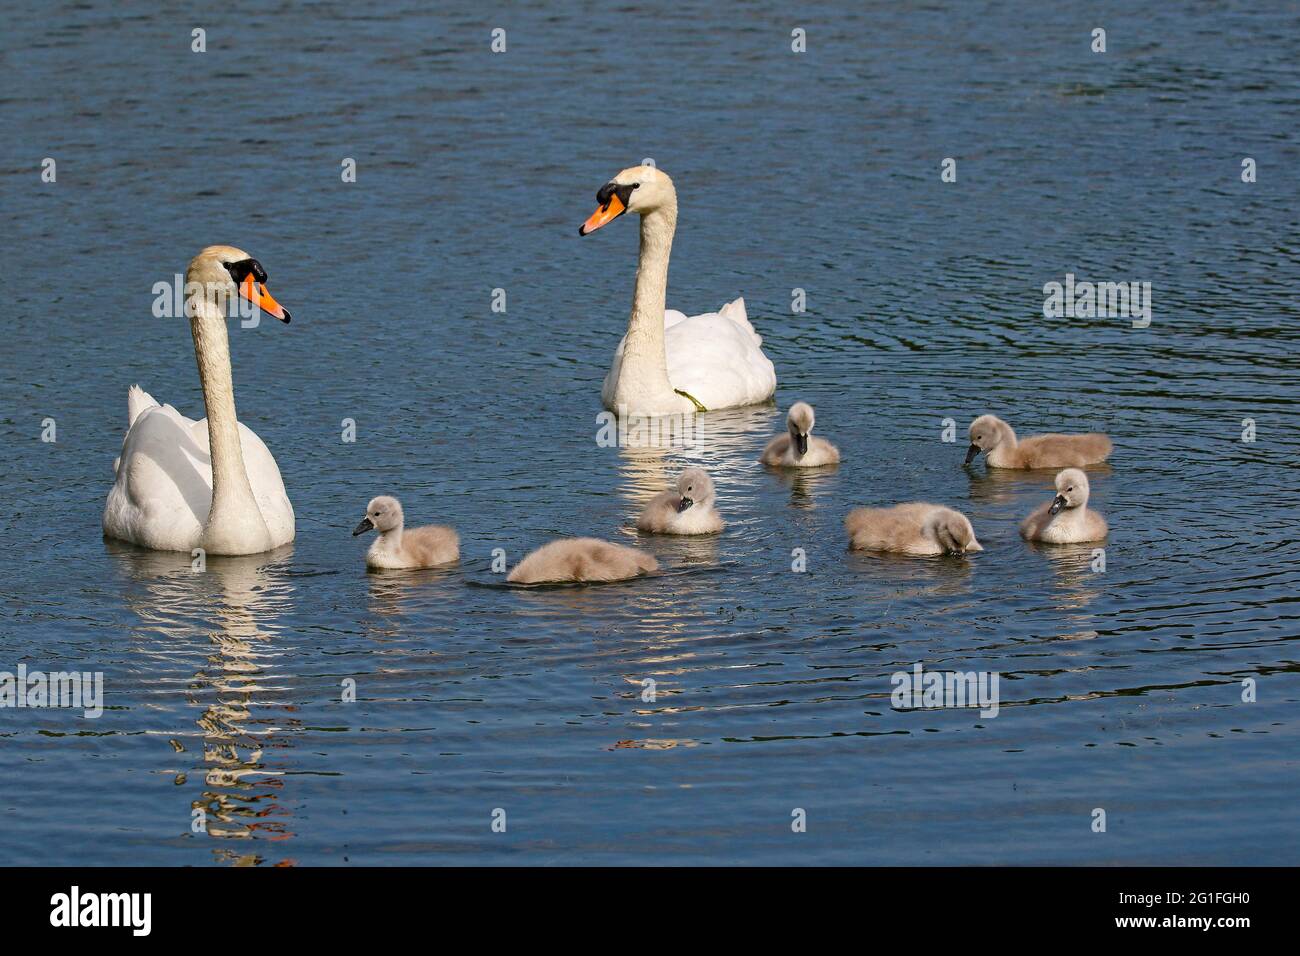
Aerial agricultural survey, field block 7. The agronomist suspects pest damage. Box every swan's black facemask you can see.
[597,181,637,210]
[224,258,267,285]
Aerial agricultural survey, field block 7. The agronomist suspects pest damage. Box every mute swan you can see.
[352,496,459,569]
[1020,469,1108,543]
[103,246,294,555]
[965,414,1112,469]
[579,165,777,415]
[507,538,658,584]
[636,467,724,535]
[845,503,984,556]
[760,401,840,467]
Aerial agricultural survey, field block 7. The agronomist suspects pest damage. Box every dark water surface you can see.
[1,1,1298,865]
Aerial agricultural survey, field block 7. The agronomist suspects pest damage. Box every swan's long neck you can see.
[617,202,679,406]
[190,297,270,553]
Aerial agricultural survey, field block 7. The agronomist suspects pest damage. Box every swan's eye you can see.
[632,182,640,189]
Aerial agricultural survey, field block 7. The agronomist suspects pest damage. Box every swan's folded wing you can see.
[127,385,159,427]
[104,408,210,549]
[663,308,691,331]
[665,302,776,409]
[636,490,678,531]
[760,432,792,465]
[717,297,758,340]
[234,421,295,543]
[405,525,459,565]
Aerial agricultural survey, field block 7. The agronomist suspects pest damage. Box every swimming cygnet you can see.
[845,502,984,556]
[760,401,841,467]
[636,467,724,535]
[352,495,459,569]
[507,537,658,584]
[965,414,1111,469]
[1019,468,1108,543]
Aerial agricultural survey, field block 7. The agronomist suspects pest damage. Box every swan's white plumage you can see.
[127,384,157,428]
[602,298,776,411]
[103,388,294,553]
[103,244,294,555]
[585,166,777,414]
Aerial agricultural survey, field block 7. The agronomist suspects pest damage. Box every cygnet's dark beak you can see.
[964,443,981,465]
[352,517,375,536]
[795,433,809,456]
[1048,495,1067,516]
[676,496,694,513]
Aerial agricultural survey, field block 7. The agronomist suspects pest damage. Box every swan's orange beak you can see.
[579,193,626,236]
[240,274,291,323]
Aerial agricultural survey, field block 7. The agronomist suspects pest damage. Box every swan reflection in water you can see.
[485,406,770,752]
[964,461,1113,506]
[107,541,298,866]
[764,464,841,510]
[1024,540,1105,639]
[963,465,1108,636]
[363,564,462,642]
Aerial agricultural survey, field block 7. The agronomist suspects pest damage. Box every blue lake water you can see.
[1,1,1297,865]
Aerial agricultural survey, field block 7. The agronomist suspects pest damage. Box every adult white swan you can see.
[580,166,776,415]
[103,245,295,555]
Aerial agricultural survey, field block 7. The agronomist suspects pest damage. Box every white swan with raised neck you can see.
[580,165,777,416]
[103,245,295,555]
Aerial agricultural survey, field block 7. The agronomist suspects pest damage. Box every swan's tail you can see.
[719,297,761,345]
[127,385,158,427]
